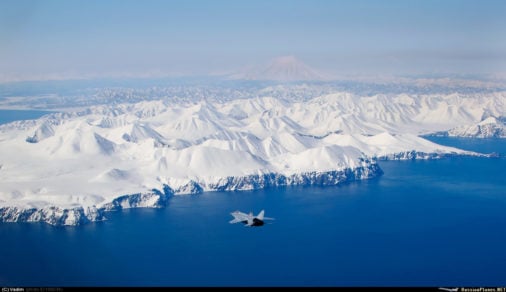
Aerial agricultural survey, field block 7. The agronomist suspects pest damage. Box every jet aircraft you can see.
[229,210,274,227]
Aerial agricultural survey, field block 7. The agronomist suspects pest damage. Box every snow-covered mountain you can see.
[432,116,506,138]
[1,91,504,225]
[231,56,327,81]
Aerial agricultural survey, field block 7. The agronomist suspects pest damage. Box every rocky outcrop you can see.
[0,205,106,226]
[0,187,174,226]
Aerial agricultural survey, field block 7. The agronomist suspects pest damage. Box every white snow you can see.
[0,91,504,213]
[444,116,506,138]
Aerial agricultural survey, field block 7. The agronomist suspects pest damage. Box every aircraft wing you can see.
[229,211,248,224]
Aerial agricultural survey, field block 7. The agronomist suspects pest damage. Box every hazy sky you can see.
[1,0,505,81]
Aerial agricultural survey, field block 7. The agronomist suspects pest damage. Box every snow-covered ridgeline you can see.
[430,116,506,138]
[0,163,383,226]
[0,92,503,225]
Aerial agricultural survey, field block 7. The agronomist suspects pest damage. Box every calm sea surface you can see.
[0,109,54,125]
[0,112,505,286]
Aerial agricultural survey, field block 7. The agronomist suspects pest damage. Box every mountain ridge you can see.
[1,91,504,225]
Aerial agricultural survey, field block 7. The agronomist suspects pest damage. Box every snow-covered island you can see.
[1,91,505,225]
[430,116,506,138]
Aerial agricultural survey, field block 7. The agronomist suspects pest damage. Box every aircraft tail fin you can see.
[257,210,265,220]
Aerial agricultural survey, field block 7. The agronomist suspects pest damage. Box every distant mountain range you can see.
[230,56,329,81]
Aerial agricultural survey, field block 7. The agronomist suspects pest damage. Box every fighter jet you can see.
[229,210,274,227]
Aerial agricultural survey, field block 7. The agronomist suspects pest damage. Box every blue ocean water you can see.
[0,112,505,286]
[0,109,54,125]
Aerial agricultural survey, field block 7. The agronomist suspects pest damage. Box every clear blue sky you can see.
[1,0,505,80]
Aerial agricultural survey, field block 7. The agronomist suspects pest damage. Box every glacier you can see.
[0,91,504,226]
